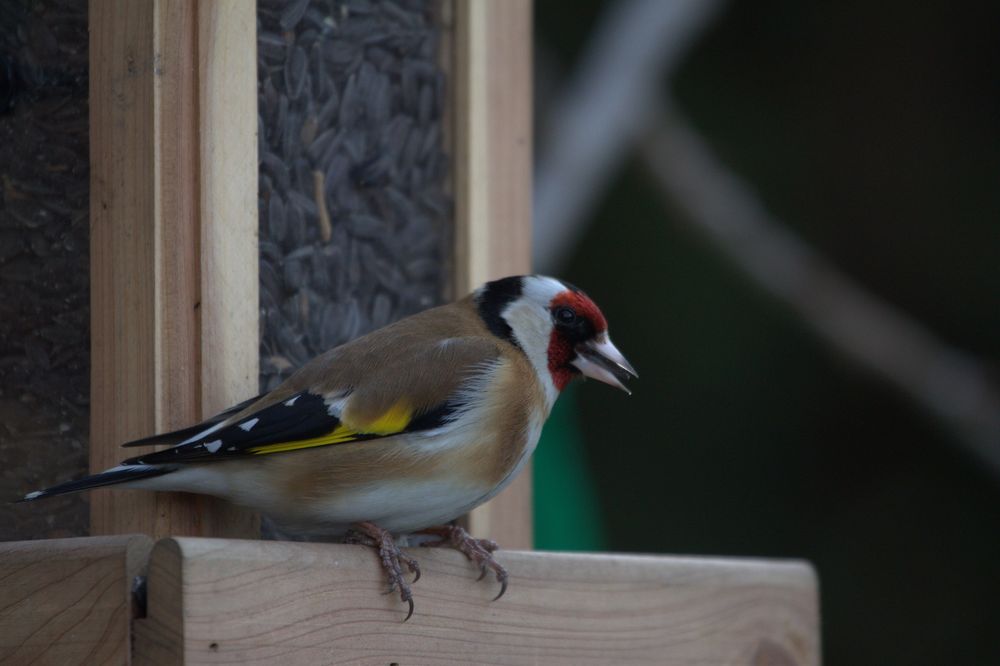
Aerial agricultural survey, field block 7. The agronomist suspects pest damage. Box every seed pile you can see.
[258,0,452,394]
[0,0,89,540]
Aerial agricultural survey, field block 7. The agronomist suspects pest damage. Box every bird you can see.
[21,275,636,620]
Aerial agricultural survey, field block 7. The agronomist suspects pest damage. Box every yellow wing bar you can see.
[248,401,413,455]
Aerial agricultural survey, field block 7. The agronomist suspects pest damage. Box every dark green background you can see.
[533,1,1000,664]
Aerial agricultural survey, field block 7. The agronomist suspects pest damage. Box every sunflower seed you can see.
[279,0,310,31]
[267,194,287,242]
[284,45,307,101]
[257,0,451,425]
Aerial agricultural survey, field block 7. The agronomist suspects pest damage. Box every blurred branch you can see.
[533,0,1000,478]
[641,111,1000,477]
[532,0,726,273]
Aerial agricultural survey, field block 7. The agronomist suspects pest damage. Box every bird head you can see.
[475,276,637,398]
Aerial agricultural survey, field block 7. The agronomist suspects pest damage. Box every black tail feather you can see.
[19,465,172,502]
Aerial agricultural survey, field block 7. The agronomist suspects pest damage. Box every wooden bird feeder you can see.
[0,1,820,663]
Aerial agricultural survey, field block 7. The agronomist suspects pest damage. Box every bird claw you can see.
[418,524,509,600]
[346,521,420,621]
[346,522,508,618]
[403,597,414,623]
[492,574,509,602]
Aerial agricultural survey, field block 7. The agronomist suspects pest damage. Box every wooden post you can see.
[89,0,258,539]
[196,2,260,424]
[452,0,535,549]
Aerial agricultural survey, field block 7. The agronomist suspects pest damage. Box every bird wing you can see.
[120,335,501,466]
[119,392,267,448]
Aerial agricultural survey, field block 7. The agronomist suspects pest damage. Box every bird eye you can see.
[554,307,577,324]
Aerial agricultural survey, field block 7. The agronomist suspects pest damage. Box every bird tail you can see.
[19,465,172,502]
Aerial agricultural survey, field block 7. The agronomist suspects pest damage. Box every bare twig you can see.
[641,109,1000,476]
[532,0,725,273]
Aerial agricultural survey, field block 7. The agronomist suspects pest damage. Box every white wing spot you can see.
[239,418,259,432]
[24,490,44,501]
[178,420,227,446]
[204,439,223,453]
[284,396,299,407]
[326,396,348,417]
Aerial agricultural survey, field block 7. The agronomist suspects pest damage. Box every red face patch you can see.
[550,291,607,332]
[546,290,608,391]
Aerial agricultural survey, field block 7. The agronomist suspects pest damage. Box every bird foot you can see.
[345,521,421,621]
[418,524,509,600]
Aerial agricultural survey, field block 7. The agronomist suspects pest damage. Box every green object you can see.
[533,384,606,551]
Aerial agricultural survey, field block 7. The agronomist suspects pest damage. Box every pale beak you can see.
[572,335,638,395]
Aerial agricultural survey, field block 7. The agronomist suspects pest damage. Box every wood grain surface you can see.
[451,0,535,551]
[90,0,162,538]
[0,535,152,665]
[89,0,257,539]
[134,537,819,665]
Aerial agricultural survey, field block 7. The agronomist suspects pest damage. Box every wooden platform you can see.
[1,536,819,665]
[0,535,152,665]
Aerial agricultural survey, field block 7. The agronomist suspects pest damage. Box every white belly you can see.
[301,478,490,535]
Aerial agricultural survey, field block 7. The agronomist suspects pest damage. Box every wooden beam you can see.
[0,535,152,665]
[196,1,259,424]
[452,0,534,549]
[89,0,258,538]
[90,0,161,537]
[134,538,820,665]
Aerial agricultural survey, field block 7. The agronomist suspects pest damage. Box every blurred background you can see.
[530,0,1000,664]
[2,0,997,662]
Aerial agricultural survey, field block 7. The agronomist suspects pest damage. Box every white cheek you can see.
[535,366,559,413]
[503,302,560,411]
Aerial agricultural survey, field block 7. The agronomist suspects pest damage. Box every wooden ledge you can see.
[0,534,152,665]
[134,537,819,665]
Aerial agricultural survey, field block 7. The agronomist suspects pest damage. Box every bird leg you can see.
[344,521,421,621]
[418,523,509,600]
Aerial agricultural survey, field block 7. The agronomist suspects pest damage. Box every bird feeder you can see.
[0,1,818,664]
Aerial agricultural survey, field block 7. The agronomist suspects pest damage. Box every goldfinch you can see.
[23,275,636,619]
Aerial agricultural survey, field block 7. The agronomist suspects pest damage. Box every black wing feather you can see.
[120,392,267,448]
[120,390,467,466]
[122,392,342,465]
